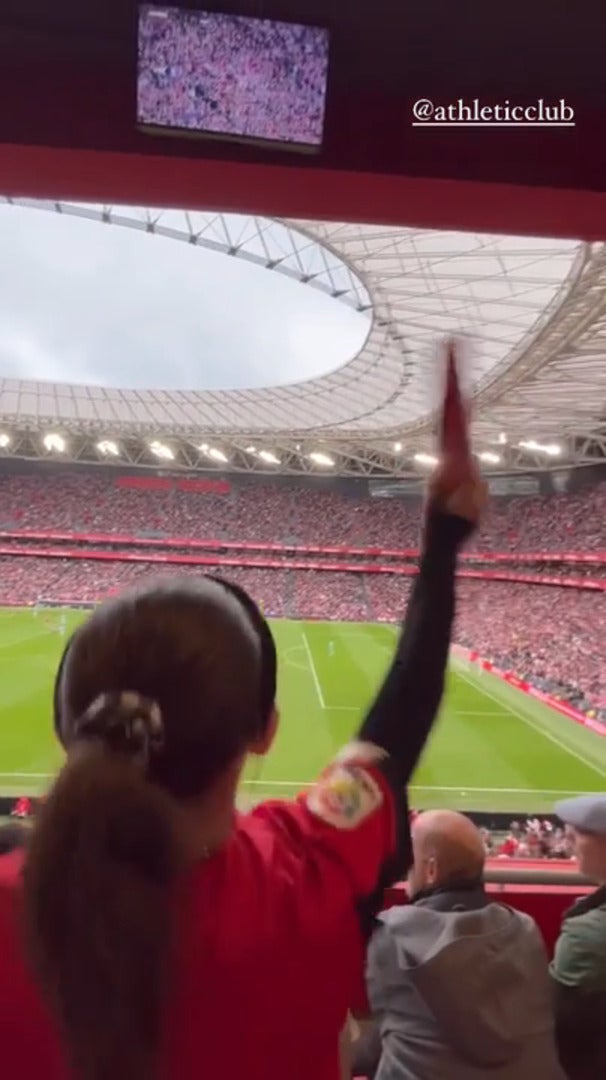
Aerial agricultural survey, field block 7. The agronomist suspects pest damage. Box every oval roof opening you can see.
[0,203,370,392]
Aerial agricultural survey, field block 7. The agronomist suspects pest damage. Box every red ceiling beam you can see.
[2,142,606,241]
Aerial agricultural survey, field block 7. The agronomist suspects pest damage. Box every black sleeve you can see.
[358,508,472,785]
[355,508,473,912]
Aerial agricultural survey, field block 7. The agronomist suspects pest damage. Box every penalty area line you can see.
[454,664,606,782]
[300,632,357,711]
[301,631,326,709]
[454,710,505,717]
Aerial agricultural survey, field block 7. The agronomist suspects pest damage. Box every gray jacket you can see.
[367,884,566,1080]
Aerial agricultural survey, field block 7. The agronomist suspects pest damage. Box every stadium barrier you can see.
[457,646,606,736]
[1,797,590,958]
[1,527,604,565]
[0,540,604,590]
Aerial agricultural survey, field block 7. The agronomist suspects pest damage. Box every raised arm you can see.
[354,472,485,909]
[261,466,486,936]
[357,504,473,787]
[357,339,483,786]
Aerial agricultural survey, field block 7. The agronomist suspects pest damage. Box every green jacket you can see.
[550,885,606,1078]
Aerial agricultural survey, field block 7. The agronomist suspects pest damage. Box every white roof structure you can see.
[0,198,605,477]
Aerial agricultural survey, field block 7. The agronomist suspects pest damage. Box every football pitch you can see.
[0,607,605,815]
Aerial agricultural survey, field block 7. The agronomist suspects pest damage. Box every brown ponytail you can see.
[30,577,267,1078]
[23,740,178,1080]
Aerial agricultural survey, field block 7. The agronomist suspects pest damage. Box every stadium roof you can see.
[0,198,605,478]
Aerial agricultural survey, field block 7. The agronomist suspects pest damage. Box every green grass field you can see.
[0,607,605,814]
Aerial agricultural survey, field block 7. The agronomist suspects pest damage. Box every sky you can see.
[0,204,368,391]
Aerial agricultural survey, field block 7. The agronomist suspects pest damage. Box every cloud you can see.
[0,205,368,391]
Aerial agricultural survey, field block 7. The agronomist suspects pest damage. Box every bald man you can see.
[365,810,565,1079]
[406,810,485,898]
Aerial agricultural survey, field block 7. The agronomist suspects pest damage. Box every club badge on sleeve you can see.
[307,763,383,829]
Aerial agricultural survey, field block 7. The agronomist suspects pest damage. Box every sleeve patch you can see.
[307,764,384,830]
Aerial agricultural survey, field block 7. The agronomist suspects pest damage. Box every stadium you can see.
[0,198,604,828]
[2,6,606,1073]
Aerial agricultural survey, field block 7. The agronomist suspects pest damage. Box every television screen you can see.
[137,5,330,151]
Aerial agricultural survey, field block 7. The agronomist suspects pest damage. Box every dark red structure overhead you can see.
[0,0,605,236]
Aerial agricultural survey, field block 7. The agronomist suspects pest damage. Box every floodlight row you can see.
[0,432,562,469]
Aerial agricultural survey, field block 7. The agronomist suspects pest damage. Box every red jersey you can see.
[0,748,396,1080]
[499,836,518,858]
[11,797,32,819]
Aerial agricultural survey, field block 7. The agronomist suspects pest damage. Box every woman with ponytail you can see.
[0,455,484,1080]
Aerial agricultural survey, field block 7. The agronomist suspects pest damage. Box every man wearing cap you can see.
[551,795,606,1079]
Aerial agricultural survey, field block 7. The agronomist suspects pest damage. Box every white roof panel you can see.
[0,199,602,455]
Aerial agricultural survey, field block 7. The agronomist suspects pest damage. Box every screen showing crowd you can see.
[137,5,330,148]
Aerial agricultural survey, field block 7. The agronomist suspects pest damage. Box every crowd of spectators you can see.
[0,558,290,617]
[137,8,327,145]
[455,580,605,714]
[364,575,413,621]
[0,472,604,553]
[293,570,367,622]
[483,819,575,860]
[474,485,606,553]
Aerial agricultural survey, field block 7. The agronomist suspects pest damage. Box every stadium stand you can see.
[470,486,606,553]
[456,581,605,712]
[366,577,604,710]
[293,570,369,621]
[0,472,604,551]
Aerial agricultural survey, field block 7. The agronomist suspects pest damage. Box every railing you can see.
[0,535,604,590]
[1,527,605,564]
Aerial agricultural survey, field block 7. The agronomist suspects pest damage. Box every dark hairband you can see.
[53,635,72,746]
[210,575,277,725]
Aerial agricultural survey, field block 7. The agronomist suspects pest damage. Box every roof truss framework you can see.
[0,426,604,478]
[0,199,604,476]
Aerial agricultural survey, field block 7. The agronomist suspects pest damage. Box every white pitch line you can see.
[0,773,598,799]
[454,664,606,782]
[299,633,358,711]
[242,780,593,795]
[301,631,326,709]
[413,786,596,795]
[454,711,504,717]
[0,772,52,778]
